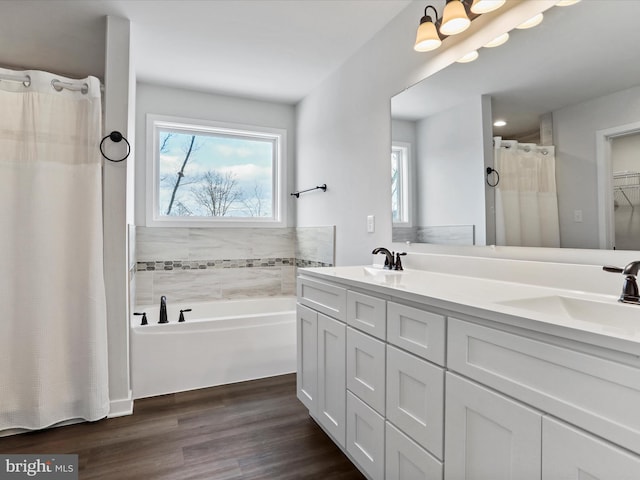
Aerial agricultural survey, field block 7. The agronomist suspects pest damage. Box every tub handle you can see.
[134,312,148,326]
[179,309,192,323]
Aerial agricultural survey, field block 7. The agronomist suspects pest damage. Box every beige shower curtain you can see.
[494,138,560,248]
[0,68,109,431]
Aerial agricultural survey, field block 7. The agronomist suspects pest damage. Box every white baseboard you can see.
[108,392,134,418]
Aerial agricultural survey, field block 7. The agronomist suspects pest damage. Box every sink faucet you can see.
[159,295,169,323]
[372,247,395,270]
[603,261,640,304]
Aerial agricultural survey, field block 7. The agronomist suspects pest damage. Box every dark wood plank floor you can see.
[0,374,364,480]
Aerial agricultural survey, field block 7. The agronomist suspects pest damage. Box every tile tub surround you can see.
[134,226,334,305]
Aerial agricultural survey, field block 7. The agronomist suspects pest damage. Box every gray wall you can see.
[554,84,640,249]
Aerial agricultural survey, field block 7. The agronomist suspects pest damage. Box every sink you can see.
[363,266,404,276]
[496,295,638,326]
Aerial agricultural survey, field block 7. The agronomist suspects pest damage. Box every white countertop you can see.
[299,265,640,356]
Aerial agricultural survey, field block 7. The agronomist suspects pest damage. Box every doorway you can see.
[612,132,640,250]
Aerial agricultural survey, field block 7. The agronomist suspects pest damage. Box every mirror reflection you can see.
[391,1,640,250]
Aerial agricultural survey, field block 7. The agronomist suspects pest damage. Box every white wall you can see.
[295,0,559,266]
[612,131,640,173]
[416,96,487,244]
[554,84,640,249]
[134,82,296,227]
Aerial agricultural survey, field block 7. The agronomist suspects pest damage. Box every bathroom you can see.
[2,0,640,478]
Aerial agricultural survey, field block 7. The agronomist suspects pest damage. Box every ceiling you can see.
[0,0,411,104]
[391,0,640,138]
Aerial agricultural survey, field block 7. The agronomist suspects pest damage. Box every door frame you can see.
[596,121,640,249]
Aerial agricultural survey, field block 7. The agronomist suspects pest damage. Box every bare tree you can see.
[166,135,196,215]
[242,182,265,217]
[191,171,241,216]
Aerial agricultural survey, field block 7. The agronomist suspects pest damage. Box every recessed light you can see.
[493,120,507,127]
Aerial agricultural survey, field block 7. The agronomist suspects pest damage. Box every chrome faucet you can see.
[603,261,640,304]
[159,295,169,323]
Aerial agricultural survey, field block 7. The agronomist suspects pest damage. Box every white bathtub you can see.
[130,296,297,399]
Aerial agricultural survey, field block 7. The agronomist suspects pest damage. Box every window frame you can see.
[391,141,412,227]
[145,114,287,228]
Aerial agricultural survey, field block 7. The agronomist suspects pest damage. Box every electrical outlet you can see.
[367,215,375,233]
[573,209,583,222]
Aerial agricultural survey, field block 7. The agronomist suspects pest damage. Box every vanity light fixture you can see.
[470,0,506,14]
[457,50,479,63]
[483,32,509,48]
[414,0,506,53]
[440,0,471,35]
[414,5,442,52]
[516,12,544,29]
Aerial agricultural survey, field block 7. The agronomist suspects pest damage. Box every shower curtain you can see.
[494,137,560,247]
[0,69,109,431]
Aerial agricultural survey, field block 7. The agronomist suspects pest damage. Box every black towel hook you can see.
[100,130,130,162]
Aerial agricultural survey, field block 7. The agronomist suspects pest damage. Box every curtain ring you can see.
[486,167,500,187]
[100,131,130,162]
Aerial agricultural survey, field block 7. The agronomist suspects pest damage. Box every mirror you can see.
[391,1,640,249]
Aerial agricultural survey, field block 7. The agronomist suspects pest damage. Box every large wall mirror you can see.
[391,1,640,250]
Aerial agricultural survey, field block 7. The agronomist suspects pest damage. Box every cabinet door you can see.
[386,345,444,459]
[445,373,541,480]
[317,313,346,447]
[387,302,445,366]
[347,327,386,415]
[543,417,640,480]
[296,304,317,414]
[347,391,385,480]
[386,421,443,480]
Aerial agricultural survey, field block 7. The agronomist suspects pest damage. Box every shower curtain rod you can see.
[0,72,93,94]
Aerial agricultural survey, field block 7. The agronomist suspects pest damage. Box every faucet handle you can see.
[394,252,407,271]
[603,265,623,273]
[133,312,148,326]
[178,308,192,323]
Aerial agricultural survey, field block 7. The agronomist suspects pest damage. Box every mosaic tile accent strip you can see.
[136,257,333,272]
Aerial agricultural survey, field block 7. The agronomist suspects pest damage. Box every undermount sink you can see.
[496,295,638,325]
[363,266,404,276]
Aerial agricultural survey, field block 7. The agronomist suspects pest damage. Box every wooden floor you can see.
[0,374,364,480]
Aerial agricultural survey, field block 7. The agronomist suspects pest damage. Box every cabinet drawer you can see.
[297,276,347,321]
[386,421,443,480]
[347,327,386,415]
[347,391,385,480]
[543,417,640,480]
[347,290,386,339]
[448,318,640,455]
[387,302,445,366]
[386,345,444,459]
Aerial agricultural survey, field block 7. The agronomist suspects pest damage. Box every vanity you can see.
[296,263,640,480]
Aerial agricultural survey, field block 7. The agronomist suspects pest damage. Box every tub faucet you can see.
[159,296,169,323]
[603,261,640,304]
[372,247,395,270]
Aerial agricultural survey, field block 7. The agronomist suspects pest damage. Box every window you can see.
[146,114,286,227]
[391,142,411,225]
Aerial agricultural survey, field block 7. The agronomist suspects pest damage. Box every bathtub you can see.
[130,296,296,399]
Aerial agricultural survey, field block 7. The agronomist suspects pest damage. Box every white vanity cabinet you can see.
[297,269,640,480]
[296,277,347,447]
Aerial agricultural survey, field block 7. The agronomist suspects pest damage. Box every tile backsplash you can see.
[133,226,334,306]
